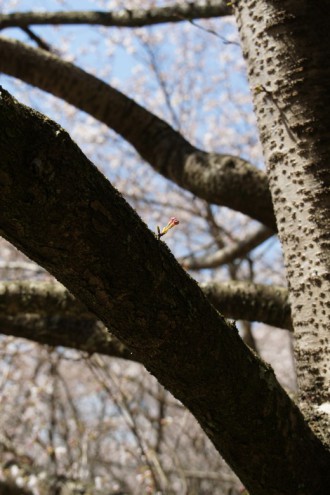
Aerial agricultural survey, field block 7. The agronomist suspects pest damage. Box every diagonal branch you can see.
[0,88,329,495]
[181,226,274,269]
[0,36,276,230]
[0,2,232,30]
[20,26,52,51]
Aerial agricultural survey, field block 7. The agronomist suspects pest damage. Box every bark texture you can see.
[1,88,330,495]
[202,281,292,331]
[0,280,292,359]
[0,314,133,359]
[0,280,141,360]
[234,0,330,434]
[0,36,276,230]
[0,1,231,29]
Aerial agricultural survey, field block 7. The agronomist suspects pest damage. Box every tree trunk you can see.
[1,87,330,494]
[234,0,330,443]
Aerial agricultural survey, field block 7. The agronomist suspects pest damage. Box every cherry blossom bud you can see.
[161,217,179,235]
[157,217,180,238]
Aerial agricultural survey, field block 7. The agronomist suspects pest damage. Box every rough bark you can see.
[0,36,276,230]
[0,280,88,318]
[0,1,231,29]
[233,0,330,437]
[202,281,292,331]
[1,88,330,495]
[0,280,292,358]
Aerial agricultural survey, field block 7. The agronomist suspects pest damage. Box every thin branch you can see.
[140,39,182,130]
[181,226,274,269]
[88,357,163,492]
[0,2,232,30]
[204,204,230,248]
[20,26,52,51]
[47,357,60,476]
[0,37,276,230]
[188,19,240,46]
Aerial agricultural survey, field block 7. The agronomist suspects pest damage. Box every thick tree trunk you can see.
[234,0,330,441]
[1,87,330,494]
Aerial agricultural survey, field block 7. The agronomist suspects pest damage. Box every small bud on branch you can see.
[157,217,179,239]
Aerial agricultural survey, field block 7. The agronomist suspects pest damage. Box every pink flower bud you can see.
[169,217,179,226]
[159,217,180,236]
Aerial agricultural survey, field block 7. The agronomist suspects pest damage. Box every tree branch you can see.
[181,226,274,269]
[0,315,133,361]
[202,280,292,330]
[20,26,52,51]
[0,2,232,30]
[0,279,292,360]
[0,280,134,360]
[0,36,276,230]
[1,88,329,495]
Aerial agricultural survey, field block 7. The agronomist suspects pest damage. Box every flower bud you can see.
[161,217,179,235]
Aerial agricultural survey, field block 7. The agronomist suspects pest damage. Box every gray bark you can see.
[202,280,292,331]
[233,0,330,430]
